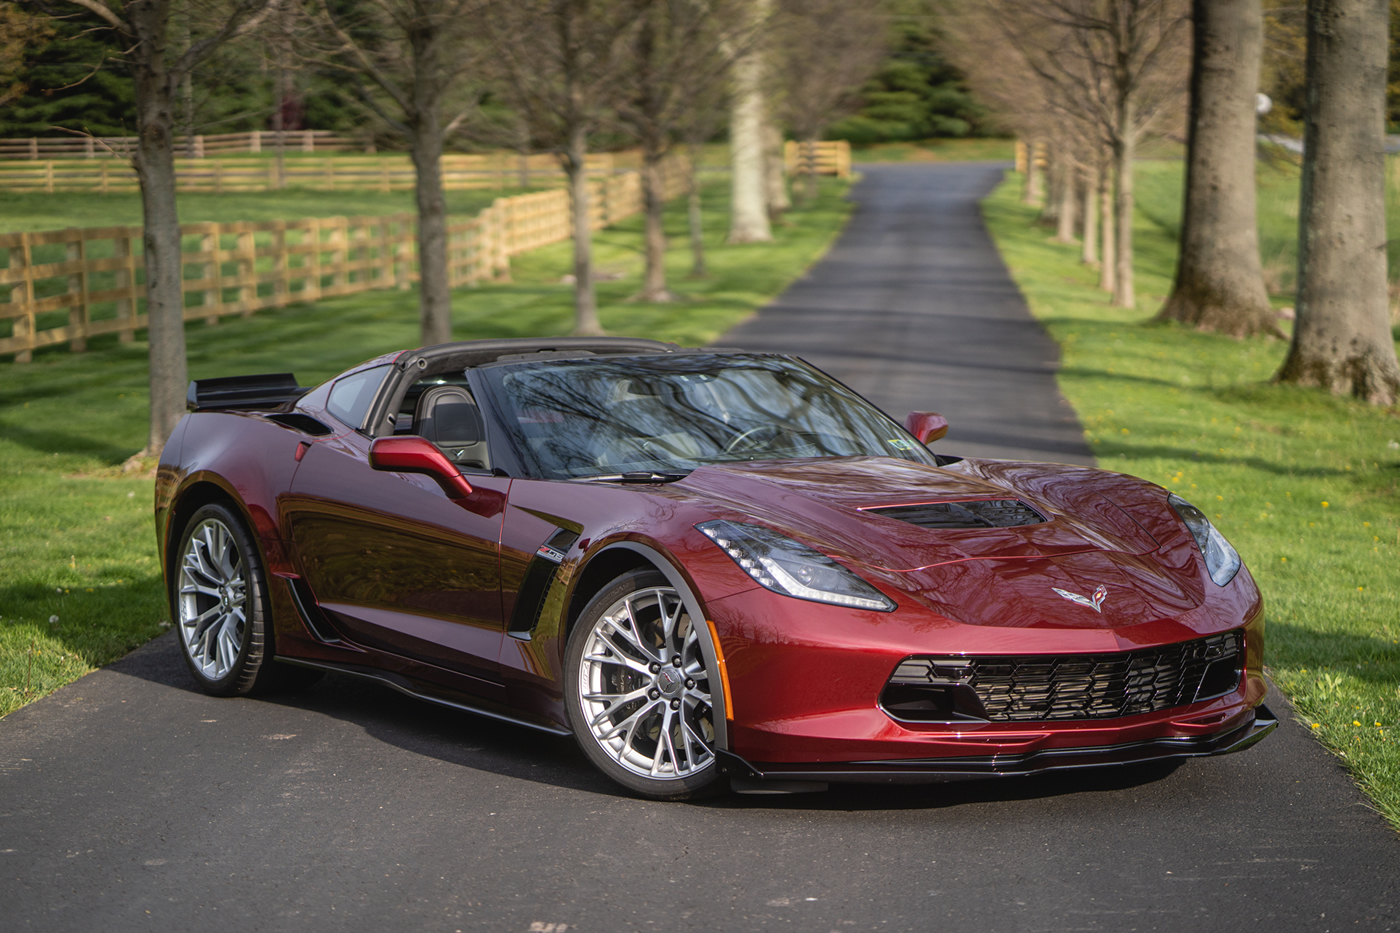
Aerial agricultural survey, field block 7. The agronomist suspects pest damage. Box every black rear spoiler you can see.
[186,373,310,412]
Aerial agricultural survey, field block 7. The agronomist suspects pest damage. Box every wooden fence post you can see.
[273,221,290,308]
[201,227,222,325]
[114,231,136,342]
[66,231,89,352]
[9,232,36,362]
[236,227,256,315]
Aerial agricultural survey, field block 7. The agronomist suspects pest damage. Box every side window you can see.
[326,365,391,430]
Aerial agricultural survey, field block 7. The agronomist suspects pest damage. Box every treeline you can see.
[1,0,907,460]
[939,0,1400,406]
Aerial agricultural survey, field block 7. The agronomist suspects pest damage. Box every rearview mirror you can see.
[369,436,474,498]
[904,411,949,445]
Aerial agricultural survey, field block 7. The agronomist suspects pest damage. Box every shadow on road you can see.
[108,630,1185,809]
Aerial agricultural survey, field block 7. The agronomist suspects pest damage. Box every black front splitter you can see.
[718,704,1278,786]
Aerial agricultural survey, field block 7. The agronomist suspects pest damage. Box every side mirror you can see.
[904,411,949,445]
[369,436,474,498]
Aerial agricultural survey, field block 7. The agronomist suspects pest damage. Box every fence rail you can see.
[783,141,852,180]
[0,131,367,160]
[0,151,645,195]
[1,157,688,360]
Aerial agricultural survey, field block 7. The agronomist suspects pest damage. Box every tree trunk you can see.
[803,136,819,203]
[1157,0,1279,338]
[410,115,452,346]
[1055,154,1077,243]
[1276,0,1399,402]
[763,117,789,219]
[639,139,672,301]
[687,139,707,278]
[1041,151,1062,225]
[1081,160,1099,266]
[130,13,188,458]
[1112,111,1136,308]
[1099,155,1116,293]
[566,126,603,335]
[179,12,196,159]
[727,22,772,243]
[1023,140,1045,206]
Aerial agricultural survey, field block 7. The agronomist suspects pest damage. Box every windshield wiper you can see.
[573,470,692,484]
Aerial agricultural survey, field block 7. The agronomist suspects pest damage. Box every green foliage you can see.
[0,9,135,137]
[826,3,988,144]
[983,168,1400,833]
[0,175,854,716]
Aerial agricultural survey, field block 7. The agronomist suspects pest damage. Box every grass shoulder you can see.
[982,169,1400,832]
[0,176,854,717]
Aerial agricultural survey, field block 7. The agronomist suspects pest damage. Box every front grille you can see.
[882,631,1243,723]
[867,499,1046,530]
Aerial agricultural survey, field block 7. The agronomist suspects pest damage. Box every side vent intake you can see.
[266,413,334,436]
[508,527,581,640]
[867,499,1046,530]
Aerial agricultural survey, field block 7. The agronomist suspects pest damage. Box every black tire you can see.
[564,569,723,800]
[172,502,320,697]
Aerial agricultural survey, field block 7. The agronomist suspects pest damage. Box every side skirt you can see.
[275,656,572,737]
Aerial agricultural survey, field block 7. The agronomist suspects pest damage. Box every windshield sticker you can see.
[886,438,915,451]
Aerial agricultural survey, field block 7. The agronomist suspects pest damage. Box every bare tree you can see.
[773,0,887,203]
[488,0,643,335]
[37,0,283,456]
[728,0,772,242]
[308,0,485,346]
[1156,0,1280,338]
[614,0,739,302]
[946,0,1189,307]
[1275,0,1400,403]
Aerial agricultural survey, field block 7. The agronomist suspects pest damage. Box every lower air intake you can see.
[882,631,1243,723]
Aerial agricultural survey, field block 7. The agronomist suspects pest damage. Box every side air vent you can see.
[265,413,334,436]
[508,527,581,640]
[867,499,1046,530]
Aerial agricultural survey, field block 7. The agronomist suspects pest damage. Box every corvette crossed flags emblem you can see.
[1052,584,1108,613]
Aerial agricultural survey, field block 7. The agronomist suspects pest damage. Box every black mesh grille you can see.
[885,631,1243,723]
[868,499,1046,529]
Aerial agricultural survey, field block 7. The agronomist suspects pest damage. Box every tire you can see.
[564,570,722,800]
[172,502,321,697]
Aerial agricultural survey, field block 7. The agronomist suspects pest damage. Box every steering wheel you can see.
[723,423,788,454]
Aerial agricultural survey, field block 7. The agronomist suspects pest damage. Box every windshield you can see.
[478,353,937,480]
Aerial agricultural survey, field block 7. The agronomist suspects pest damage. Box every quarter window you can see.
[326,365,391,430]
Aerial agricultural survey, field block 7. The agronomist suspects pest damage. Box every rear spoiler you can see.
[186,373,310,412]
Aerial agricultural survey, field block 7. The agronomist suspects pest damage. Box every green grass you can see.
[851,138,1016,163]
[0,186,542,233]
[0,175,854,716]
[983,167,1400,832]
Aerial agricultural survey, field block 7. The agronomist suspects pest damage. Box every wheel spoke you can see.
[650,706,675,775]
[584,647,652,677]
[597,699,659,741]
[587,688,650,728]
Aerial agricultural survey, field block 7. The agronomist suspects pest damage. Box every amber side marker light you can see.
[705,619,735,722]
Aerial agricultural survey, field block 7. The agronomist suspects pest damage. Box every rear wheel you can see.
[173,502,320,696]
[565,570,721,800]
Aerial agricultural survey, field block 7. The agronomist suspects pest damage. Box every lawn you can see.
[0,175,854,716]
[983,163,1400,831]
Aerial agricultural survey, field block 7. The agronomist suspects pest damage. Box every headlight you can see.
[1168,493,1241,586]
[697,520,896,612]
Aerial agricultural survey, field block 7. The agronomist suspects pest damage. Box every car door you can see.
[283,424,509,687]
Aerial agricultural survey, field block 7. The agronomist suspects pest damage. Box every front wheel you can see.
[564,570,721,800]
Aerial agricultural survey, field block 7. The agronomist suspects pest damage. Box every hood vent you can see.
[867,499,1046,530]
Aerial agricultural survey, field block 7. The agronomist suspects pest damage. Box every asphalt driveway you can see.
[2,163,1396,931]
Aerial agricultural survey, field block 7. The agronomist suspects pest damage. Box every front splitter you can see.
[718,704,1278,786]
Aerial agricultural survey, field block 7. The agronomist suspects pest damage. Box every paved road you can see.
[4,164,1398,931]
[722,163,1093,464]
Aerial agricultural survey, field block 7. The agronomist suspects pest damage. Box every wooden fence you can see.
[1,158,687,361]
[0,151,642,195]
[783,140,852,180]
[0,131,367,160]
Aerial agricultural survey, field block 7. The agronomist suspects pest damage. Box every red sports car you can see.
[156,337,1275,799]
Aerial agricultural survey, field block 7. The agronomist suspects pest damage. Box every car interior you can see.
[392,375,491,472]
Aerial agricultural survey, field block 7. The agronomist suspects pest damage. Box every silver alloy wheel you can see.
[576,586,716,780]
[177,517,248,681]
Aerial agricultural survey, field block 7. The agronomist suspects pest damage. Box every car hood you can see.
[673,457,1204,626]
